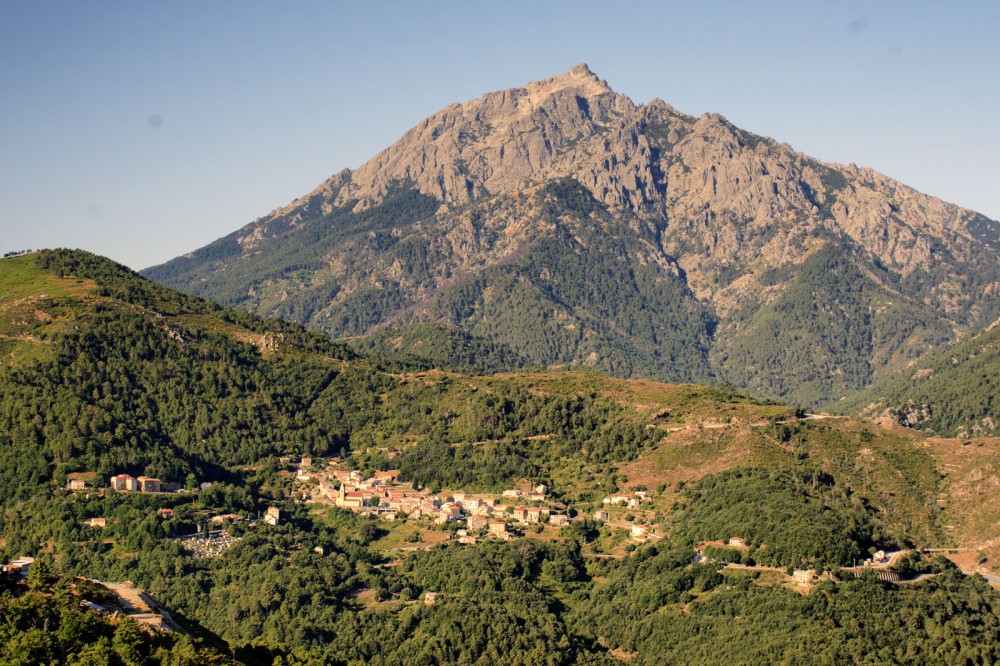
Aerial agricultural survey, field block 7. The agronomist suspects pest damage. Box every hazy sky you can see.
[2,1,998,269]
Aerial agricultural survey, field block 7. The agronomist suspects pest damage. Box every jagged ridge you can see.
[144,65,1000,408]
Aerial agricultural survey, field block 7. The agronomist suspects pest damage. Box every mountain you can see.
[146,63,997,406]
[833,322,999,437]
[5,250,1000,664]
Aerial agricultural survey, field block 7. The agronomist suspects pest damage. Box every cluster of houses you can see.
[601,490,651,508]
[317,469,568,536]
[109,474,175,493]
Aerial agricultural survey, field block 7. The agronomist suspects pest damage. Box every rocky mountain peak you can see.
[145,66,1000,408]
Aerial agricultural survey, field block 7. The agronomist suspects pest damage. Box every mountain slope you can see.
[144,64,1000,407]
[834,322,999,436]
[5,250,1000,664]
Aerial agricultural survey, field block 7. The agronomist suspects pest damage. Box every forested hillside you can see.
[834,323,999,436]
[3,249,1000,664]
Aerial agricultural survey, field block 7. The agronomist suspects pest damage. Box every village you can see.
[298,456,659,544]
[55,458,993,594]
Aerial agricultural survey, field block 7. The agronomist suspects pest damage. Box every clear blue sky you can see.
[2,1,998,269]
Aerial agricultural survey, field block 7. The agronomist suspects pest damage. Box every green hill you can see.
[3,249,1000,665]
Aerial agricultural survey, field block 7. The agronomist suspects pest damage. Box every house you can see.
[728,537,747,548]
[2,556,34,578]
[502,489,522,498]
[381,512,397,522]
[157,508,174,519]
[534,484,547,495]
[526,507,550,524]
[630,525,648,539]
[436,504,462,524]
[604,494,630,506]
[264,507,281,526]
[873,550,887,563]
[300,457,312,468]
[458,535,477,545]
[792,569,816,585]
[85,517,107,529]
[467,515,489,530]
[374,470,400,483]
[549,514,569,526]
[210,513,240,525]
[110,474,138,492]
[424,592,437,606]
[137,476,161,493]
[66,479,86,491]
[593,510,609,522]
[511,507,529,523]
[488,522,509,538]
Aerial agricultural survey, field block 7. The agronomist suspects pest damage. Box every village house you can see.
[374,470,400,483]
[630,525,647,539]
[502,489,522,498]
[85,517,107,529]
[300,457,312,467]
[511,506,529,523]
[728,537,747,548]
[792,569,816,585]
[2,556,34,578]
[549,514,569,526]
[210,513,240,526]
[264,507,281,526]
[534,484,547,495]
[603,494,630,506]
[467,515,489,530]
[458,535,477,545]
[593,510,609,522]
[526,507,550,524]
[110,474,139,492]
[157,508,173,519]
[381,512,397,522]
[488,521,509,539]
[437,504,462,524]
[137,476,161,493]
[424,591,437,606]
[66,479,87,491]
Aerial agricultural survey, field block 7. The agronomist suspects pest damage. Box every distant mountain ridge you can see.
[145,64,1000,408]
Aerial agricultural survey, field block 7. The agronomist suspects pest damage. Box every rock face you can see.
[144,64,1000,407]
